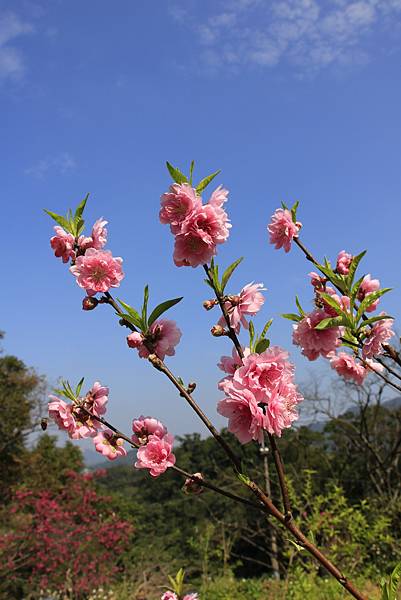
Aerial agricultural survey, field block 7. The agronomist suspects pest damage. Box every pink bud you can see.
[82,296,99,311]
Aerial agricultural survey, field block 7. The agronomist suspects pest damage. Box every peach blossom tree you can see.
[45,161,401,600]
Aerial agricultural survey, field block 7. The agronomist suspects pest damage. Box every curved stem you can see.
[97,288,366,599]
[78,405,255,511]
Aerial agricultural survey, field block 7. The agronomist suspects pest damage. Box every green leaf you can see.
[282,313,302,322]
[260,319,273,338]
[148,297,183,326]
[75,377,85,397]
[189,160,195,185]
[142,285,149,326]
[44,209,71,232]
[249,321,255,349]
[317,292,343,315]
[75,217,85,237]
[356,288,391,322]
[74,193,89,220]
[359,314,393,329]
[290,200,299,223]
[221,257,244,293]
[295,295,305,317]
[196,169,221,194]
[117,300,143,329]
[314,316,344,330]
[350,274,365,310]
[255,339,270,354]
[166,162,188,184]
[346,250,366,287]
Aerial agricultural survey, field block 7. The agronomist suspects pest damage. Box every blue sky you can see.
[2,0,401,443]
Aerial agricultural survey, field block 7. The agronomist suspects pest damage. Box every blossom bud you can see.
[211,325,227,337]
[203,299,217,311]
[40,418,48,431]
[82,296,99,311]
[187,382,197,394]
[183,473,204,495]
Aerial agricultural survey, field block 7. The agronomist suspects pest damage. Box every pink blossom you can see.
[48,396,98,439]
[132,416,167,445]
[218,347,250,375]
[128,319,182,360]
[267,208,301,253]
[135,433,176,477]
[358,274,381,313]
[180,203,231,245]
[264,380,302,436]
[329,352,366,385]
[93,429,127,460]
[126,331,143,349]
[48,396,76,435]
[218,282,265,333]
[50,226,75,263]
[231,347,295,404]
[90,218,108,249]
[183,595,199,600]
[70,248,124,296]
[86,381,108,417]
[174,230,216,267]
[309,271,326,290]
[161,593,178,600]
[160,183,201,234]
[208,185,229,207]
[217,380,266,444]
[362,314,394,359]
[173,201,231,267]
[292,309,342,361]
[336,250,353,275]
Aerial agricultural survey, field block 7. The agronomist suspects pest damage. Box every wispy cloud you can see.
[0,11,34,80]
[24,153,77,179]
[169,0,401,74]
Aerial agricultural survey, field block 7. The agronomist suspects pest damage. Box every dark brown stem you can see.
[97,289,366,599]
[147,354,242,472]
[203,264,243,358]
[268,433,292,519]
[77,405,255,511]
[203,263,293,519]
[244,480,366,600]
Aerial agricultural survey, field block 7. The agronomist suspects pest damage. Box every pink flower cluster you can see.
[267,208,301,253]
[50,214,125,297]
[329,352,366,386]
[70,249,124,296]
[362,313,394,359]
[160,183,231,267]
[48,382,127,461]
[292,309,342,361]
[127,319,182,360]
[218,347,302,441]
[134,416,176,477]
[217,282,265,333]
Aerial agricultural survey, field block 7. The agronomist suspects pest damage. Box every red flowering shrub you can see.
[0,471,133,598]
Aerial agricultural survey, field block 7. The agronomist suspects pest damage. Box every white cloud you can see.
[170,0,401,74]
[0,11,33,80]
[24,153,77,179]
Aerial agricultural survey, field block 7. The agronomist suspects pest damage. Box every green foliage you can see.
[44,193,89,237]
[381,562,401,600]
